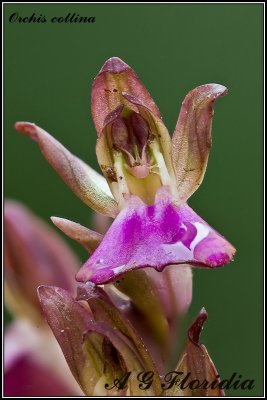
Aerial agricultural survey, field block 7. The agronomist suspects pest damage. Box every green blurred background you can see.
[4,3,263,396]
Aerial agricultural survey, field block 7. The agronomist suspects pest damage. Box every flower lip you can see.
[76,188,236,285]
[99,57,130,74]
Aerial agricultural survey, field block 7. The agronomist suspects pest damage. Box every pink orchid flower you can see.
[15,57,235,287]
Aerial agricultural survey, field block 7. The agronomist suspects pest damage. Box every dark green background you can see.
[4,4,263,396]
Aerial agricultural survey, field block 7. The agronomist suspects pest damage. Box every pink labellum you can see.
[76,188,235,284]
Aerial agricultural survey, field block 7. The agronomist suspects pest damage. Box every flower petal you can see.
[15,122,118,217]
[4,201,78,323]
[163,308,224,396]
[91,57,161,137]
[76,187,235,284]
[171,84,228,202]
[51,216,103,253]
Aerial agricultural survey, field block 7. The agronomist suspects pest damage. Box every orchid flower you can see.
[13,57,236,396]
[15,57,235,288]
[4,201,82,396]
